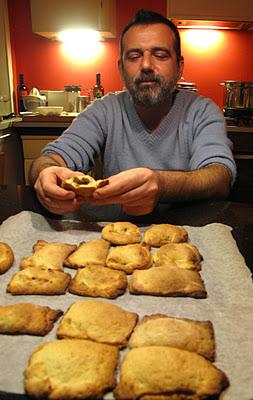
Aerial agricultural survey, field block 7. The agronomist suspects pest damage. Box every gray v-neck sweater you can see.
[42,90,236,183]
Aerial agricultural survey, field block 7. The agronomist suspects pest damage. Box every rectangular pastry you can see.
[57,300,138,348]
[7,267,71,295]
[24,339,119,400]
[20,240,76,271]
[64,239,110,269]
[114,347,229,399]
[129,265,207,298]
[69,265,127,299]
[128,314,215,360]
[0,303,63,335]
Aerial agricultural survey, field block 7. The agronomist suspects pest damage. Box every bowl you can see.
[36,106,63,116]
[23,95,42,112]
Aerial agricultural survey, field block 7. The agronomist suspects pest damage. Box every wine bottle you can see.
[17,74,27,113]
[93,73,104,99]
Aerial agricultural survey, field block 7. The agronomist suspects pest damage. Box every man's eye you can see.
[154,51,170,59]
[126,53,141,60]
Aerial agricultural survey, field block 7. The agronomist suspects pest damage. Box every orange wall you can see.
[8,0,253,109]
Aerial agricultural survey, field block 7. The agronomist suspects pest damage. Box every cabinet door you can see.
[167,0,253,21]
[30,0,116,39]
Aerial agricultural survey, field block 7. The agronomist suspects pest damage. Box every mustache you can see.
[134,73,161,85]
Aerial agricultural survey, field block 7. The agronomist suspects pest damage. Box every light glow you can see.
[182,29,223,52]
[59,29,103,62]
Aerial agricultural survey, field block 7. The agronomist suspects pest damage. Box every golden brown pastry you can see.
[153,243,203,271]
[144,224,188,247]
[62,174,109,197]
[20,240,76,271]
[114,346,229,400]
[106,243,152,274]
[0,303,63,336]
[128,314,215,361]
[7,267,71,295]
[101,222,142,245]
[24,339,119,400]
[64,239,110,269]
[69,265,127,298]
[57,300,138,348]
[0,242,14,274]
[129,265,207,298]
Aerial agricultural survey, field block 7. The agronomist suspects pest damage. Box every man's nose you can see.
[141,51,154,71]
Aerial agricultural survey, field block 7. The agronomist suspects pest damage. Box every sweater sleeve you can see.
[41,98,109,172]
[187,96,237,184]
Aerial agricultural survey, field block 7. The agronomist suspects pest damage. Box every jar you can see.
[64,85,82,112]
[76,95,90,113]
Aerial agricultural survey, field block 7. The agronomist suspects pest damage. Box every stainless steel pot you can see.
[220,81,253,111]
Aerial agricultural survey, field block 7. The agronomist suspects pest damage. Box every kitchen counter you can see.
[12,113,77,129]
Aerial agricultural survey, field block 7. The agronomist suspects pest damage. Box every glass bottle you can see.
[93,73,104,99]
[17,74,27,113]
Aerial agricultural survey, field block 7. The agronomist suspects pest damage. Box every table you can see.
[0,185,253,400]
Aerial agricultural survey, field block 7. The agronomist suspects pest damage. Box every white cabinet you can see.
[167,0,253,22]
[30,0,116,40]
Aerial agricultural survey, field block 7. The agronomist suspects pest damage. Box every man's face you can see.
[119,23,183,108]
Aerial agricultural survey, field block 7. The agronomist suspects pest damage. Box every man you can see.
[29,9,236,216]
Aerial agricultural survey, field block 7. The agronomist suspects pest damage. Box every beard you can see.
[122,70,177,108]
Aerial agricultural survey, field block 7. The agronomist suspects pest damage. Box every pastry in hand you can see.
[106,243,152,274]
[144,224,188,247]
[20,240,76,271]
[0,303,63,336]
[64,239,110,269]
[128,314,215,361]
[24,339,119,400]
[129,265,207,298]
[57,300,138,348]
[62,174,109,197]
[0,242,14,274]
[153,242,203,271]
[114,346,229,400]
[69,265,127,299]
[7,267,71,295]
[101,222,141,245]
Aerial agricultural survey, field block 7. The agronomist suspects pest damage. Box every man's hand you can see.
[34,166,86,215]
[91,168,160,216]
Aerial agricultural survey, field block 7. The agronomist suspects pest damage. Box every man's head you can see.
[118,9,184,108]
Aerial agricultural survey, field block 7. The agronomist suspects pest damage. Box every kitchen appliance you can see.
[220,81,253,123]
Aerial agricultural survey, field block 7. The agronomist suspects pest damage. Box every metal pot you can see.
[176,81,198,92]
[220,81,253,113]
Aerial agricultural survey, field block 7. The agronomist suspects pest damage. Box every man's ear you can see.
[178,56,184,80]
[118,59,125,82]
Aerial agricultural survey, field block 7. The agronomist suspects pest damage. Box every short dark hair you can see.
[120,9,181,65]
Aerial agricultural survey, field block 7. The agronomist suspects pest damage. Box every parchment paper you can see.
[0,211,253,400]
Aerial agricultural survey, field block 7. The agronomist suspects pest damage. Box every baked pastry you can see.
[144,224,188,247]
[101,222,141,245]
[62,174,109,197]
[24,339,119,400]
[7,267,71,295]
[153,243,203,271]
[0,303,63,336]
[64,239,110,269]
[129,265,207,298]
[114,346,229,400]
[0,242,14,274]
[20,240,76,271]
[69,265,127,298]
[128,314,215,360]
[57,300,138,347]
[106,243,152,274]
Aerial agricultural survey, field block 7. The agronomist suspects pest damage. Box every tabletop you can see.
[0,185,253,400]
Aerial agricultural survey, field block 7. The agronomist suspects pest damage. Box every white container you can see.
[23,95,43,112]
[36,106,63,116]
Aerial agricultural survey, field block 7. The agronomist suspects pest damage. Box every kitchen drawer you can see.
[21,135,58,158]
